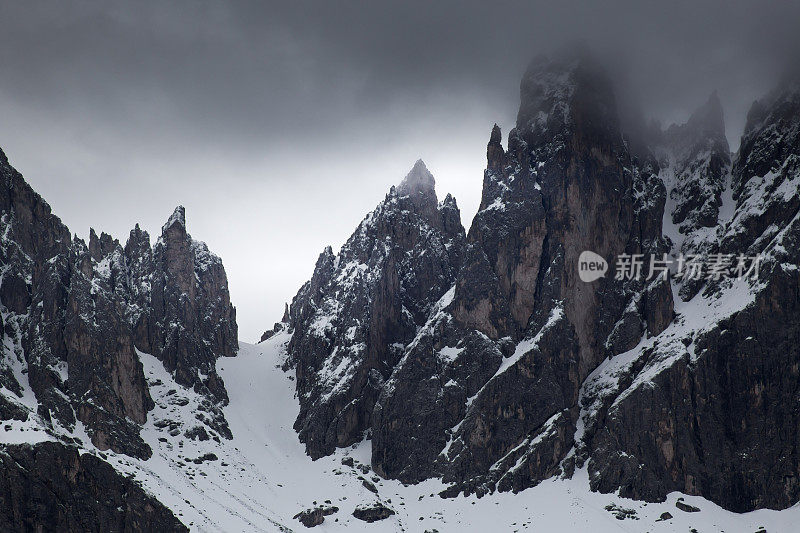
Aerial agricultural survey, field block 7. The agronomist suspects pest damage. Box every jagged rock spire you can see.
[396,159,438,218]
[282,157,465,459]
[397,159,435,198]
[162,205,186,234]
[487,124,505,172]
[686,90,726,140]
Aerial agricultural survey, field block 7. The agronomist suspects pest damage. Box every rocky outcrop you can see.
[582,76,800,512]
[130,206,238,405]
[285,159,465,458]
[0,145,237,455]
[372,48,672,491]
[662,91,731,233]
[293,505,338,527]
[0,144,238,523]
[0,441,187,532]
[652,91,734,300]
[352,502,395,523]
[278,49,800,515]
[589,266,800,512]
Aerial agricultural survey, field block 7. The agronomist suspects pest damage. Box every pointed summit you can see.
[397,159,435,198]
[489,123,502,145]
[665,91,729,159]
[686,90,726,139]
[162,205,186,234]
[487,124,505,171]
[279,153,465,460]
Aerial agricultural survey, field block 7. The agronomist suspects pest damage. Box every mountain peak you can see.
[162,205,186,234]
[686,90,726,138]
[487,124,505,171]
[663,90,729,159]
[397,159,435,198]
[517,46,617,140]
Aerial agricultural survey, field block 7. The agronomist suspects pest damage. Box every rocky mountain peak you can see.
[282,161,465,459]
[734,79,800,196]
[157,206,194,297]
[441,192,458,208]
[393,159,439,222]
[162,205,186,234]
[0,147,238,463]
[487,124,505,171]
[126,223,150,249]
[658,91,732,247]
[665,90,729,157]
[371,48,673,490]
[489,123,502,144]
[397,159,435,198]
[689,90,725,137]
[517,47,619,145]
[88,227,118,261]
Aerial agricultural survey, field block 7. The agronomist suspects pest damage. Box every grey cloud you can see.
[1,0,798,340]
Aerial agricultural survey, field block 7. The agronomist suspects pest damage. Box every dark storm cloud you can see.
[1,0,799,340]
[3,0,800,153]
[3,0,799,147]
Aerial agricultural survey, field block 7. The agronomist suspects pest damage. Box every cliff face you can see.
[285,159,466,458]
[0,441,187,532]
[585,77,800,512]
[131,206,238,406]
[0,146,237,525]
[277,53,800,513]
[372,50,672,488]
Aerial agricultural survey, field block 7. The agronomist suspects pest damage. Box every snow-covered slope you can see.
[6,332,785,532]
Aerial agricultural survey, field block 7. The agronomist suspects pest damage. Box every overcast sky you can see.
[1,0,798,341]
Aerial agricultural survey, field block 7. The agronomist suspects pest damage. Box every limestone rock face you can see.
[0,441,188,532]
[585,77,800,512]
[143,206,238,404]
[653,91,734,300]
[373,50,672,489]
[0,145,237,464]
[285,160,466,458]
[277,51,800,514]
[281,50,673,492]
[663,91,731,232]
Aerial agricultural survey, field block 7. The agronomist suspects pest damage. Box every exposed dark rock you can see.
[372,48,672,492]
[662,91,731,233]
[604,503,638,520]
[675,500,701,513]
[285,160,465,459]
[294,508,324,527]
[352,502,395,522]
[272,50,800,516]
[586,79,800,513]
[0,441,187,532]
[185,426,210,441]
[190,452,218,464]
[144,206,238,403]
[0,143,239,521]
[1,146,238,456]
[260,315,287,342]
[362,479,378,493]
[293,505,338,528]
